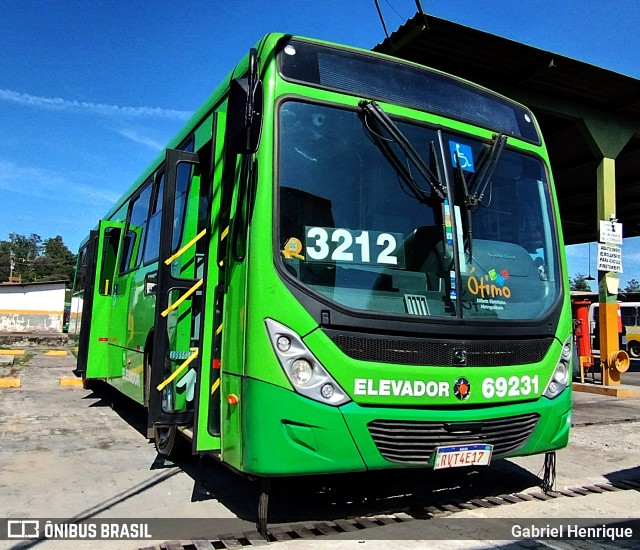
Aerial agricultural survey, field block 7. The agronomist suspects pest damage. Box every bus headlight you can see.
[321,384,335,399]
[544,336,572,399]
[276,335,292,352]
[291,359,313,385]
[265,319,351,406]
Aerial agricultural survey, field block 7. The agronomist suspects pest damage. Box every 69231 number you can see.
[481,375,539,399]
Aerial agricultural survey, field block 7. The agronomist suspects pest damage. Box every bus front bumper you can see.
[240,377,571,476]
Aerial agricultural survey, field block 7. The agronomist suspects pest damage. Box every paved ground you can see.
[0,349,255,550]
[1,349,640,549]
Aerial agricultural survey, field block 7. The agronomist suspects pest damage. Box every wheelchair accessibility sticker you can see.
[449,141,475,172]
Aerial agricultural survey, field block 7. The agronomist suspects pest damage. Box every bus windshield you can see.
[277,101,561,321]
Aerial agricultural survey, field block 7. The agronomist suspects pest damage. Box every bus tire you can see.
[154,424,178,457]
[154,424,190,461]
[628,341,640,359]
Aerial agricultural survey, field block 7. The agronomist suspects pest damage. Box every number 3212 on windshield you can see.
[304,226,406,268]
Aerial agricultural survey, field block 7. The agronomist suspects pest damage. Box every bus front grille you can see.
[367,413,540,464]
[329,334,552,366]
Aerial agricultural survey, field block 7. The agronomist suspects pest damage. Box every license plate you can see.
[433,444,493,469]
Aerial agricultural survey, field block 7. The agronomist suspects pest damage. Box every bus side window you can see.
[118,182,153,273]
[621,306,637,329]
[172,158,194,253]
[73,246,88,294]
[143,172,165,264]
[99,227,121,295]
[168,138,196,255]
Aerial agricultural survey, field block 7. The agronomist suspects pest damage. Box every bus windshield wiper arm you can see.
[468,133,506,206]
[366,128,431,204]
[360,100,447,200]
[456,134,506,257]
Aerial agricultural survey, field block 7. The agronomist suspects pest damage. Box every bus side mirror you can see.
[225,49,263,155]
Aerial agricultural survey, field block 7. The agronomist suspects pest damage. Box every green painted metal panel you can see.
[194,113,226,452]
[240,378,366,476]
[84,220,125,381]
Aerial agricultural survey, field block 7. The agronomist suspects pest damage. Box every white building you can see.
[0,281,66,333]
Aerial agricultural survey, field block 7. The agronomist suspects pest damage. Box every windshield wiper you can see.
[467,133,507,206]
[453,134,506,258]
[360,100,447,201]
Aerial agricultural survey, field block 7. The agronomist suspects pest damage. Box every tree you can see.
[0,233,76,283]
[8,233,41,282]
[35,236,76,282]
[623,278,640,294]
[570,273,593,292]
[0,240,11,282]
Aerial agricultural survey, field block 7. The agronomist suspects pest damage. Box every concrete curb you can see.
[45,350,69,356]
[573,382,640,398]
[59,377,83,387]
[0,378,21,388]
[0,349,25,355]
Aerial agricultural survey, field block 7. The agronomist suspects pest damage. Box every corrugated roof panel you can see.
[374,14,640,245]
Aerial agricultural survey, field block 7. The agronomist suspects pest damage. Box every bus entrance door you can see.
[78,221,124,381]
[148,148,203,447]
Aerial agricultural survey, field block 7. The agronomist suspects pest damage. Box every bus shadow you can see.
[84,382,544,524]
[606,465,640,487]
[177,452,542,524]
[82,383,149,438]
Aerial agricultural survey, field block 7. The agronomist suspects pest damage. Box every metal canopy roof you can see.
[374,14,640,245]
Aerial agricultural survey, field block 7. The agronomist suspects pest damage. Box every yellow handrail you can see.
[164,228,207,266]
[160,279,203,318]
[156,348,199,392]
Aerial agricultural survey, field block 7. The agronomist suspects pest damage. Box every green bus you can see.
[71,34,572,529]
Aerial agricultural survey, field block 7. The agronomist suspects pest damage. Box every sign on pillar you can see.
[599,219,623,245]
[597,216,629,385]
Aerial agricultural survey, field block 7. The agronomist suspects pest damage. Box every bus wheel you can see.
[628,342,640,359]
[154,424,178,457]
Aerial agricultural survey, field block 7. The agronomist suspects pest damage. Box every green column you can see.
[581,112,635,386]
[596,158,622,384]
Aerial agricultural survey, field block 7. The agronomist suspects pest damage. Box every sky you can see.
[1,0,639,289]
